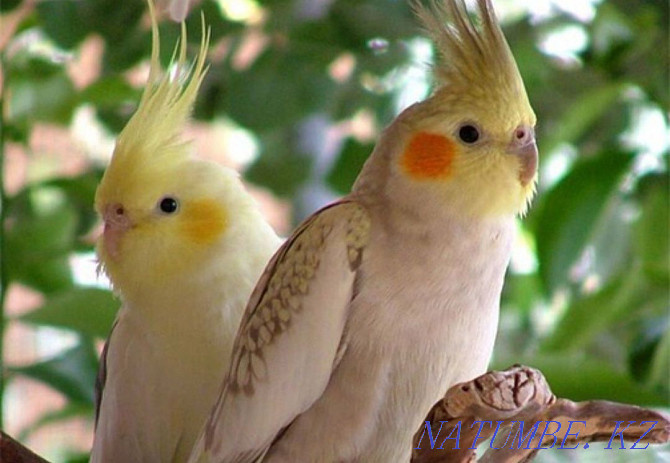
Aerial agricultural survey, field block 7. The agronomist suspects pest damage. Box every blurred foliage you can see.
[1,0,668,461]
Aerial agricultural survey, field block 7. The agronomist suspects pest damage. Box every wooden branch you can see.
[1,431,50,463]
[412,365,670,463]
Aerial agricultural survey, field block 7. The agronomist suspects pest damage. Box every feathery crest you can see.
[413,0,528,107]
[111,0,210,170]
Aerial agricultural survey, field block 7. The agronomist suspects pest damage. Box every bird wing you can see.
[192,200,370,463]
[94,318,119,428]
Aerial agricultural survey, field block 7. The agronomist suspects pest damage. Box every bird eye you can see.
[458,124,480,144]
[158,196,179,214]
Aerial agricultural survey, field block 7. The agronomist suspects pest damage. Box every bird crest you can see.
[413,0,532,115]
[105,1,210,177]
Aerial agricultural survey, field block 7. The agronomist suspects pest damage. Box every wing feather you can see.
[94,318,119,428]
[195,200,370,462]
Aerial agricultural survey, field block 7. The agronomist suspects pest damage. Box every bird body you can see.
[90,4,280,461]
[190,0,537,461]
[263,200,514,462]
[92,208,278,461]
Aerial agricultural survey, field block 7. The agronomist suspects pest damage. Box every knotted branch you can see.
[412,365,670,463]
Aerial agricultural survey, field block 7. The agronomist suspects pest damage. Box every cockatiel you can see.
[189,0,537,461]
[90,3,281,462]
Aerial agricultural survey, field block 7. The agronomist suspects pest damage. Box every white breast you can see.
[352,214,515,459]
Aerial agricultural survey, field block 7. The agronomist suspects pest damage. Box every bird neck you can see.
[116,216,279,340]
[120,261,231,324]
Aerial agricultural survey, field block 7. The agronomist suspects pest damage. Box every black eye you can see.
[458,124,480,144]
[158,197,179,214]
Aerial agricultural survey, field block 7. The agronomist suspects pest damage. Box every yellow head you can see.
[95,3,238,298]
[356,0,537,218]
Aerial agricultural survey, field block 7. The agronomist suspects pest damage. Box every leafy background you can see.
[1,0,668,461]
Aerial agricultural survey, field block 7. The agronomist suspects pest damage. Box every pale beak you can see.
[509,125,538,186]
[102,203,132,261]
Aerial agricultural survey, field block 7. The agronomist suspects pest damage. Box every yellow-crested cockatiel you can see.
[90,3,281,461]
[189,0,537,461]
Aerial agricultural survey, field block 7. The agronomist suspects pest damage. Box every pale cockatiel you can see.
[90,4,280,462]
[189,0,537,461]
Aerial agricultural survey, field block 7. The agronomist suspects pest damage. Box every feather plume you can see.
[413,0,529,109]
[110,0,210,172]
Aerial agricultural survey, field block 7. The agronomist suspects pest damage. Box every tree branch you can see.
[1,431,50,463]
[412,365,670,463]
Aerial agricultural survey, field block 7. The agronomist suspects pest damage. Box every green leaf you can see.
[10,340,99,405]
[63,454,91,463]
[0,0,22,12]
[586,195,634,286]
[590,1,634,61]
[19,288,118,339]
[647,327,670,392]
[45,171,106,241]
[184,0,242,42]
[542,82,628,154]
[501,272,543,315]
[222,48,337,130]
[96,107,134,134]
[504,18,554,93]
[7,56,77,126]
[288,19,346,64]
[326,138,373,194]
[493,354,667,406]
[81,0,147,73]
[633,172,669,279]
[77,0,144,46]
[102,27,150,73]
[328,0,416,48]
[5,189,79,292]
[47,172,104,209]
[36,0,89,49]
[533,150,633,291]
[540,273,638,352]
[628,316,670,388]
[80,77,138,107]
[14,259,73,295]
[257,0,293,6]
[245,130,314,197]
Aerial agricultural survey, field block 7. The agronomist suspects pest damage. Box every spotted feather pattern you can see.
[228,201,369,395]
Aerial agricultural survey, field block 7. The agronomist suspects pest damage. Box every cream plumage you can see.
[190,0,537,461]
[90,3,280,461]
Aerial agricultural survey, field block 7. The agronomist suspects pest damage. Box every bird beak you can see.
[102,203,132,261]
[509,125,538,186]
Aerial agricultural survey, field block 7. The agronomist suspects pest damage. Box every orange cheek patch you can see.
[400,132,455,179]
[180,198,227,244]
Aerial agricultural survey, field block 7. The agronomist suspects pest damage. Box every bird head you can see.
[95,4,241,297]
[355,0,537,218]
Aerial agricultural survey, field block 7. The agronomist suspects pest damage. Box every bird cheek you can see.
[179,199,228,245]
[400,132,455,180]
